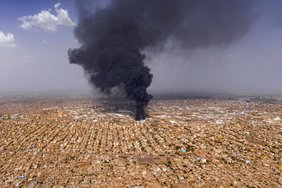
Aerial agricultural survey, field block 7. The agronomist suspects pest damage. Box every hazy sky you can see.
[0,0,282,94]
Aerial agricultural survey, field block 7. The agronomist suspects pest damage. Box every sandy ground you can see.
[0,96,281,187]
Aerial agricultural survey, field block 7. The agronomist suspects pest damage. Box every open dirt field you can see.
[0,95,281,187]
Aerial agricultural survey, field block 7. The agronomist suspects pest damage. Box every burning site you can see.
[0,0,282,187]
[68,0,253,120]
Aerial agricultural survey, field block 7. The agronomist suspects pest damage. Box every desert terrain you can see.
[0,93,281,187]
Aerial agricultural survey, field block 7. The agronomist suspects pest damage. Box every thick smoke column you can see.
[69,0,255,120]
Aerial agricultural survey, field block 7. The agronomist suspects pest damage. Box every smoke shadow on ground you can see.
[96,99,136,117]
[93,93,227,118]
[152,92,238,100]
[152,93,282,104]
[91,93,281,119]
[93,93,241,118]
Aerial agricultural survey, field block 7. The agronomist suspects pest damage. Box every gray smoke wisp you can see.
[68,0,255,120]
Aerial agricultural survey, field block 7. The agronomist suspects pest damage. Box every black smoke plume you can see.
[69,0,255,120]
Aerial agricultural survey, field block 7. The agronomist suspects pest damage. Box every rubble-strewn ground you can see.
[0,94,281,187]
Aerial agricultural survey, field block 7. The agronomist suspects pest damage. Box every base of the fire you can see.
[135,102,146,121]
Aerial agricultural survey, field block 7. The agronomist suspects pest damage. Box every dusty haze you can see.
[0,0,281,95]
[149,0,282,95]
